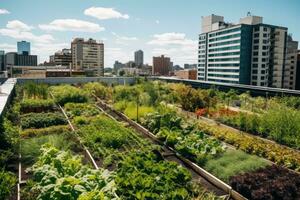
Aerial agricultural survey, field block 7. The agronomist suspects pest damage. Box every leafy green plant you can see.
[0,169,17,200]
[20,99,55,113]
[25,145,119,200]
[198,121,300,171]
[20,112,67,129]
[64,103,100,118]
[115,150,197,200]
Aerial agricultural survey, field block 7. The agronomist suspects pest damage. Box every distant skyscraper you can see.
[17,41,30,55]
[153,55,171,76]
[134,50,143,67]
[71,38,104,76]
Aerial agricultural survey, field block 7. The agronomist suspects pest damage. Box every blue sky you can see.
[0,0,299,68]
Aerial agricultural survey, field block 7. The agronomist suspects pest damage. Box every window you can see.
[253,58,258,62]
[261,70,265,74]
[254,33,259,38]
[252,76,258,80]
[262,46,268,50]
[253,45,259,50]
[252,64,258,68]
[263,27,268,31]
[254,27,259,31]
[253,52,259,56]
[262,64,266,68]
[262,52,268,56]
[262,58,267,62]
[252,70,258,73]
[261,76,265,80]
[254,39,259,44]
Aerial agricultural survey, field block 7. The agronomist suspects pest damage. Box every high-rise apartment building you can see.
[198,14,299,89]
[17,41,30,55]
[283,36,298,89]
[50,48,72,67]
[153,55,171,76]
[134,50,144,67]
[71,38,104,76]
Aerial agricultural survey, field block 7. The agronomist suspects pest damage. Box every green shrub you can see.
[20,99,55,113]
[50,85,89,105]
[21,112,67,129]
[83,82,112,100]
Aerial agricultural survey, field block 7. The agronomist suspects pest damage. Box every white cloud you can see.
[105,47,131,67]
[148,32,196,46]
[148,32,197,65]
[0,9,10,15]
[0,20,54,43]
[0,43,16,52]
[6,20,33,31]
[112,32,138,45]
[32,42,69,63]
[84,7,129,20]
[39,19,104,32]
[155,20,160,24]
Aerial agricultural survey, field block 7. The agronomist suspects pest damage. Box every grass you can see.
[124,102,154,120]
[21,133,76,165]
[203,149,270,182]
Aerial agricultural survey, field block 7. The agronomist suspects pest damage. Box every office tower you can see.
[134,50,144,67]
[153,55,171,76]
[71,38,104,76]
[17,41,30,55]
[198,14,299,89]
[50,48,72,67]
[0,51,4,71]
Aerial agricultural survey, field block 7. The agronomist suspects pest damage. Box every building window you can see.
[254,39,259,44]
[253,52,258,56]
[252,76,258,80]
[254,33,259,38]
[263,27,268,31]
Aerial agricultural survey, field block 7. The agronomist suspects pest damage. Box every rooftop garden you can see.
[1,79,300,200]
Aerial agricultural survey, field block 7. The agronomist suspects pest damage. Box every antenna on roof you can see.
[247,12,251,16]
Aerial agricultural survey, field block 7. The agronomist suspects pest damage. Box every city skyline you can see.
[0,0,299,68]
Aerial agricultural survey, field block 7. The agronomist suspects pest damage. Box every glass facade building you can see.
[17,41,31,55]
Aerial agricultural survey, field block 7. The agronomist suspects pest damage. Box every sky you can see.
[0,0,299,68]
